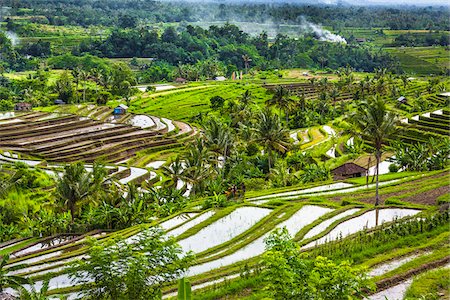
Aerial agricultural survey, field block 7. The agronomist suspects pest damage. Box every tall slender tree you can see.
[266,85,296,124]
[254,108,290,170]
[349,96,397,206]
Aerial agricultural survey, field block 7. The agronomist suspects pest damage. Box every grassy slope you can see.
[130,82,271,121]
[386,46,449,75]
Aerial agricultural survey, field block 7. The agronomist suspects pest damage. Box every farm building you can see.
[113,104,128,115]
[14,102,32,111]
[175,78,187,84]
[54,99,66,105]
[397,96,407,104]
[331,162,367,180]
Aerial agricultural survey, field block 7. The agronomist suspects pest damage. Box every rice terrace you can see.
[0,1,449,300]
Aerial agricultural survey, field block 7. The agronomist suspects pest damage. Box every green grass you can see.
[386,46,449,75]
[129,82,271,121]
[0,238,38,256]
[374,245,450,281]
[404,267,450,300]
[344,171,421,185]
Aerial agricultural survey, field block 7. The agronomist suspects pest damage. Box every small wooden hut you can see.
[331,162,367,181]
[14,102,32,111]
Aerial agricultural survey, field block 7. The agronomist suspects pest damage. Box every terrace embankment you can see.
[331,171,449,205]
[0,112,189,164]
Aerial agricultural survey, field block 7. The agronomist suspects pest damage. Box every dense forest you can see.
[2,0,449,30]
[77,24,396,75]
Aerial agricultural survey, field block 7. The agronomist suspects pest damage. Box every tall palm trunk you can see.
[375,150,381,206]
[70,202,75,223]
[83,82,86,102]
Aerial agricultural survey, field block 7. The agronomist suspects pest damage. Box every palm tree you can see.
[0,167,23,199]
[349,96,397,206]
[161,156,186,189]
[0,255,30,294]
[318,56,328,69]
[19,278,50,300]
[253,108,290,170]
[242,54,252,74]
[182,138,215,195]
[266,85,296,124]
[239,90,255,107]
[55,162,92,222]
[80,70,89,102]
[202,118,234,163]
[71,67,81,103]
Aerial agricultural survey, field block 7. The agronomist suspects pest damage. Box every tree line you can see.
[3,0,448,30]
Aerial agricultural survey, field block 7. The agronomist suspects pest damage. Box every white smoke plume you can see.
[299,17,346,44]
[5,31,19,46]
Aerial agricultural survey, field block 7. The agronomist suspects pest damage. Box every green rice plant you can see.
[404,267,450,300]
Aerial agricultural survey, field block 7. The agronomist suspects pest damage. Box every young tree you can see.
[19,279,50,300]
[54,71,74,103]
[349,96,397,206]
[261,228,373,300]
[209,95,225,110]
[69,227,193,300]
[0,255,29,294]
[55,162,93,222]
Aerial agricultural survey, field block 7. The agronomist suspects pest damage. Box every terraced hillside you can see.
[398,108,450,144]
[264,82,354,102]
[0,111,195,164]
[0,168,447,299]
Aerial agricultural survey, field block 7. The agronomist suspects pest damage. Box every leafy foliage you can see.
[69,227,193,300]
[261,228,373,300]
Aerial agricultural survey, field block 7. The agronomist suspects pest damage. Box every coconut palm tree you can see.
[0,167,23,199]
[253,108,290,170]
[71,67,81,103]
[242,54,252,74]
[349,96,397,206]
[55,162,92,222]
[161,156,186,189]
[239,90,255,107]
[182,138,215,195]
[266,85,296,124]
[80,70,90,102]
[19,279,50,300]
[202,118,234,163]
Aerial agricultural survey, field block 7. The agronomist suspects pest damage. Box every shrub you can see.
[210,95,225,110]
[388,163,400,173]
[243,178,267,191]
[436,193,450,205]
[384,198,408,206]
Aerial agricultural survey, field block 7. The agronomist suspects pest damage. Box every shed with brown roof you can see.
[175,77,187,84]
[331,162,367,181]
[14,102,32,111]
